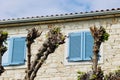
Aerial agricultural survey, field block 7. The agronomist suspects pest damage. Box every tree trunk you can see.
[90,26,104,73]
[27,40,48,79]
[25,28,42,80]
[30,50,49,80]
[92,41,101,73]
[27,44,31,80]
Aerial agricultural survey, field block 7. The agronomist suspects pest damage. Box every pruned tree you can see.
[24,27,65,80]
[26,28,42,80]
[77,26,109,80]
[0,31,8,75]
[90,26,109,79]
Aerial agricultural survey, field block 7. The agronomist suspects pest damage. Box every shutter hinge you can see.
[66,57,69,59]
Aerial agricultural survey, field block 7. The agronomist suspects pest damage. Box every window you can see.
[2,37,26,66]
[67,31,94,62]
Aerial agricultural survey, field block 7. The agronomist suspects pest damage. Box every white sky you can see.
[0,0,120,19]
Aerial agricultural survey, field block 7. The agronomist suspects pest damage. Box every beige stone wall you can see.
[0,17,120,80]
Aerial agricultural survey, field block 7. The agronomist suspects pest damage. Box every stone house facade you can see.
[0,8,120,80]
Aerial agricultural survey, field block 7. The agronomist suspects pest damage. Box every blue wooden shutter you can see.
[2,39,10,66]
[83,31,94,60]
[68,32,82,62]
[9,37,26,65]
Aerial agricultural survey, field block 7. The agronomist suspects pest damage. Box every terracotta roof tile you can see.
[117,8,120,10]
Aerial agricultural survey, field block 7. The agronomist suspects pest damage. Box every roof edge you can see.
[0,9,120,25]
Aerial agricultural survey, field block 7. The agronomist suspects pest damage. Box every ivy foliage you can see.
[0,31,8,42]
[101,28,109,42]
[77,71,87,80]
[104,67,120,80]
[77,68,120,80]
[77,70,103,80]
[0,31,8,55]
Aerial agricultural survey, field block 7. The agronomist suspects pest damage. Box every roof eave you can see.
[0,10,120,25]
